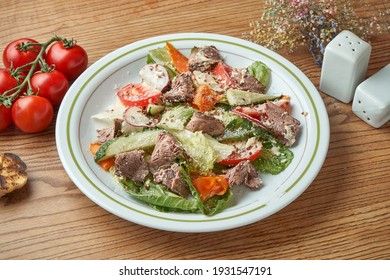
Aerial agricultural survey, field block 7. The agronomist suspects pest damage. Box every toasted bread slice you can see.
[0,153,28,197]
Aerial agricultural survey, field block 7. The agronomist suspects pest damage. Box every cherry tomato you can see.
[46,41,88,81]
[31,70,69,107]
[12,96,53,133]
[218,138,263,166]
[2,38,43,71]
[0,105,12,132]
[0,68,18,95]
[117,83,162,107]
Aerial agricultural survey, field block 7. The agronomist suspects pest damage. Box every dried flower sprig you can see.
[243,0,389,66]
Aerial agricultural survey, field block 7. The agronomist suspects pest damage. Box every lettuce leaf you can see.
[157,105,195,131]
[217,112,271,142]
[147,47,178,79]
[171,130,217,174]
[203,134,234,162]
[118,163,232,216]
[119,178,199,212]
[248,61,270,87]
[252,139,294,175]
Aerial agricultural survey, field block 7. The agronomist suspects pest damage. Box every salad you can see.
[90,42,301,216]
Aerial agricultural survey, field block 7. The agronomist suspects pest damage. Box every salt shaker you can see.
[320,30,371,103]
[352,64,390,128]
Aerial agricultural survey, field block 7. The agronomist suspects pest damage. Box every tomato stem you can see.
[61,38,77,49]
[0,35,65,107]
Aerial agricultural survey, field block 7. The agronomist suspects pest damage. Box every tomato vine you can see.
[0,36,67,107]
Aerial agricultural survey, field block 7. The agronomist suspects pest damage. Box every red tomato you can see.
[0,105,12,132]
[11,96,53,133]
[0,68,18,95]
[2,38,43,71]
[117,83,162,107]
[46,41,88,81]
[218,138,263,166]
[231,107,268,130]
[233,106,262,120]
[193,84,219,112]
[212,62,233,89]
[31,70,69,107]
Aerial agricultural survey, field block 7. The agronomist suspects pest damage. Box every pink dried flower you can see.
[243,0,388,66]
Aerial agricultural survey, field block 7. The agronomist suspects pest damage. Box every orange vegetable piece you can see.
[193,84,219,112]
[89,142,101,155]
[166,41,189,73]
[89,143,115,171]
[192,175,229,202]
[98,158,115,171]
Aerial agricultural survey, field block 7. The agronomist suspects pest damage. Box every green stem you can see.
[0,35,64,107]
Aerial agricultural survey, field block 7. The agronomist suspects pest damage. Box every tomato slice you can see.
[192,175,229,202]
[193,84,219,112]
[218,138,262,166]
[117,83,162,107]
[212,62,233,88]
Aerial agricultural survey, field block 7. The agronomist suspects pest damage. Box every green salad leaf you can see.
[248,61,270,87]
[203,134,234,162]
[118,162,232,216]
[217,111,271,142]
[252,139,294,175]
[157,105,195,131]
[171,130,217,174]
[119,178,199,213]
[147,46,178,79]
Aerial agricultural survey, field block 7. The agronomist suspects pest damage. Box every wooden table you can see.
[1,0,389,260]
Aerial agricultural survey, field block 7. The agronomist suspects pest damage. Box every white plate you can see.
[56,33,329,232]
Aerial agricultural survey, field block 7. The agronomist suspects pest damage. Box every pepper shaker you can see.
[320,30,371,103]
[352,64,390,128]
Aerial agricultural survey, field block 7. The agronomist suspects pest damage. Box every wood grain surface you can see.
[1,0,389,260]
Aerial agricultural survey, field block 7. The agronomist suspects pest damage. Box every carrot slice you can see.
[99,158,115,171]
[89,142,101,155]
[166,41,189,73]
[89,143,115,171]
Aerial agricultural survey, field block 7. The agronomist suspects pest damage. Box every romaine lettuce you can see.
[171,130,217,174]
[120,178,199,212]
[248,61,270,87]
[157,105,195,131]
[217,112,271,142]
[147,47,178,79]
[252,139,294,175]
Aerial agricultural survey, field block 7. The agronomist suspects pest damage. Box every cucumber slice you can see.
[226,88,279,106]
[146,104,165,116]
[94,129,161,162]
